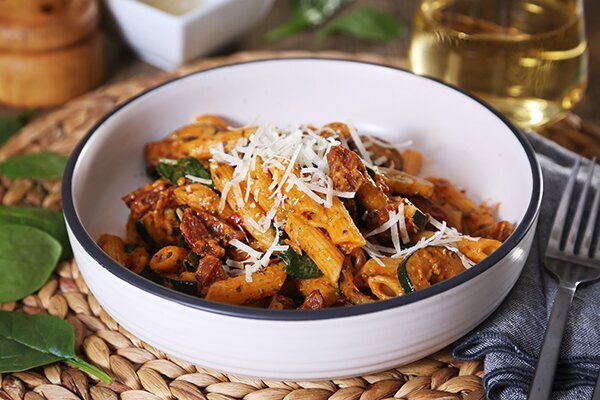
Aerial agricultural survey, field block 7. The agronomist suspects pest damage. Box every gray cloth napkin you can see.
[452,132,600,400]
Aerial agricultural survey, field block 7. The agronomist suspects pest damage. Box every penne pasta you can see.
[355,257,400,287]
[458,238,502,263]
[102,117,514,309]
[97,234,127,266]
[194,114,230,131]
[401,149,423,175]
[340,263,375,305]
[188,127,256,160]
[322,199,366,253]
[205,263,287,305]
[263,160,365,253]
[297,276,339,307]
[285,213,345,285]
[368,275,403,300]
[210,163,275,250]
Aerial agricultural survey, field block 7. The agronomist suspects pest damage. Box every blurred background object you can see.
[0,0,598,130]
[408,0,588,130]
[0,0,104,108]
[104,0,275,70]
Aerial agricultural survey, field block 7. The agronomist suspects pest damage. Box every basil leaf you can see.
[278,248,323,279]
[157,157,213,187]
[264,0,348,42]
[318,8,403,42]
[0,151,68,180]
[0,206,71,259]
[0,311,111,383]
[0,110,36,147]
[0,225,62,302]
[146,165,160,180]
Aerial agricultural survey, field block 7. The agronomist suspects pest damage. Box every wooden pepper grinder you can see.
[0,0,104,108]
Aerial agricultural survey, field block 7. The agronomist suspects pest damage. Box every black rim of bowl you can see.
[62,57,543,321]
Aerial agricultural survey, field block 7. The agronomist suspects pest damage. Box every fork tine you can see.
[580,159,600,257]
[548,157,582,251]
[565,158,595,254]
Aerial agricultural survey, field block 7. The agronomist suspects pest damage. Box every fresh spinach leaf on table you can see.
[0,206,71,259]
[0,311,112,383]
[0,110,36,147]
[0,225,62,303]
[278,248,323,279]
[264,0,348,42]
[0,151,68,180]
[318,8,404,42]
[157,157,213,187]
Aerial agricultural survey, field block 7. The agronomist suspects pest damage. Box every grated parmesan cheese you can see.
[363,211,479,270]
[229,227,289,282]
[185,174,212,185]
[207,123,373,280]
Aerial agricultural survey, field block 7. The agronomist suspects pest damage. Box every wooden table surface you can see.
[2,0,599,126]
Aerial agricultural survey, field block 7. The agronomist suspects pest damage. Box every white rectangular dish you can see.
[104,0,274,70]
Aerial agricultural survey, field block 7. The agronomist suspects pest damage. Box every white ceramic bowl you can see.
[63,59,542,380]
[104,0,274,70]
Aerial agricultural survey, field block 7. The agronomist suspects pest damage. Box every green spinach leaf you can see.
[318,8,403,42]
[278,248,323,279]
[0,225,62,302]
[0,110,36,147]
[0,151,68,180]
[0,206,71,259]
[157,157,213,187]
[0,311,111,383]
[264,0,348,42]
[146,165,160,180]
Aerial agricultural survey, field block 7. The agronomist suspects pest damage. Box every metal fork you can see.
[593,370,600,400]
[529,157,600,400]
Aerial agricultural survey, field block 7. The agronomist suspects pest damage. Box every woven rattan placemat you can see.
[0,51,597,400]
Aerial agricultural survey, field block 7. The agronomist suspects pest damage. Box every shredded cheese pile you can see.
[210,124,356,220]
[210,124,359,280]
[227,227,288,282]
[363,212,478,269]
[338,124,413,169]
[208,123,474,280]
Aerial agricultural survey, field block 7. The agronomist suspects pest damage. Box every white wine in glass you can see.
[408,0,588,129]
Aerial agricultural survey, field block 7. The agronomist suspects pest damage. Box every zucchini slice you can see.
[141,267,198,296]
[405,203,429,231]
[398,246,466,293]
[141,265,164,284]
[135,220,157,248]
[166,277,197,295]
[183,252,200,272]
[397,260,415,294]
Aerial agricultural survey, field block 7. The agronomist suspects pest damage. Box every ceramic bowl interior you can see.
[66,58,540,318]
